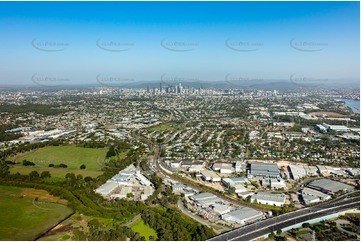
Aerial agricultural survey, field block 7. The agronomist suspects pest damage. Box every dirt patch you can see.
[46,224,73,236]
[309,111,346,118]
[249,159,307,167]
[20,188,67,204]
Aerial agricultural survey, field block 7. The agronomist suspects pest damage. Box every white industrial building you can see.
[307,179,354,195]
[288,165,307,180]
[322,123,350,132]
[212,163,234,174]
[95,181,119,197]
[95,164,154,201]
[170,160,182,169]
[222,207,264,225]
[262,178,287,189]
[201,169,221,182]
[301,188,331,205]
[251,191,286,207]
[188,164,204,173]
[190,192,223,208]
[234,184,247,193]
[235,160,247,172]
[212,204,232,215]
[222,177,249,187]
[238,191,254,199]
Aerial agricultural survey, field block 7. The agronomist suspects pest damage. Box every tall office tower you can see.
[160,82,162,92]
[147,84,150,93]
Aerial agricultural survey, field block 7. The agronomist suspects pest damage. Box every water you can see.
[336,98,360,114]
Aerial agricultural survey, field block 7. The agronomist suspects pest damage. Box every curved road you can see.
[209,196,360,241]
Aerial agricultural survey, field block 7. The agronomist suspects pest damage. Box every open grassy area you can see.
[10,145,108,178]
[148,122,178,131]
[130,218,158,240]
[0,185,73,241]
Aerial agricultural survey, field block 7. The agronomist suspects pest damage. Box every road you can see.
[208,196,360,241]
[124,213,142,227]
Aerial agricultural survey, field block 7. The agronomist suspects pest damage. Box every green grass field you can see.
[130,218,158,240]
[148,122,178,131]
[10,146,108,178]
[0,185,73,241]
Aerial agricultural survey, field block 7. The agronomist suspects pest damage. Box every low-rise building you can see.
[248,162,280,178]
[251,191,286,207]
[307,179,354,195]
[212,163,234,174]
[262,178,287,189]
[301,188,331,205]
[212,204,232,215]
[201,170,221,182]
[190,192,222,208]
[170,160,182,169]
[288,165,307,180]
[222,177,249,187]
[238,191,254,199]
[222,207,264,225]
[95,181,119,197]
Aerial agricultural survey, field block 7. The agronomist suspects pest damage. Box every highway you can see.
[208,196,360,241]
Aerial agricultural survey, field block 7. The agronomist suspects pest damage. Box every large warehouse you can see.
[222,207,264,225]
[251,191,286,207]
[248,162,280,178]
[307,179,354,194]
[189,192,222,207]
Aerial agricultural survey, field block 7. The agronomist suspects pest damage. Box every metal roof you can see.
[252,191,286,203]
[307,179,354,193]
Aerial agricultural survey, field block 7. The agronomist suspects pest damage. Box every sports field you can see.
[0,185,73,241]
[130,218,158,240]
[10,145,107,178]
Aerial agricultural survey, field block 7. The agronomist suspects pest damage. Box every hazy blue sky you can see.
[0,1,359,86]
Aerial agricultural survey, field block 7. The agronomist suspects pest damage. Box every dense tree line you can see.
[0,124,22,142]
[0,103,66,115]
[0,139,65,160]
[72,221,144,241]
[142,207,215,241]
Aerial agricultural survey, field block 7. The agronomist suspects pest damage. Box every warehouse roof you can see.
[249,162,280,177]
[223,207,263,222]
[252,191,286,203]
[307,179,354,193]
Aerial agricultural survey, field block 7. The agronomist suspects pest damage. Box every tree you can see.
[29,170,40,179]
[276,229,282,235]
[127,193,134,198]
[268,232,275,239]
[0,161,10,178]
[22,160,35,166]
[80,164,86,169]
[40,171,51,179]
[302,222,310,228]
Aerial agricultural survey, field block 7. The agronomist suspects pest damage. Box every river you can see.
[336,98,360,114]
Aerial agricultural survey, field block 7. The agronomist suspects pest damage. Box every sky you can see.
[0,1,359,87]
